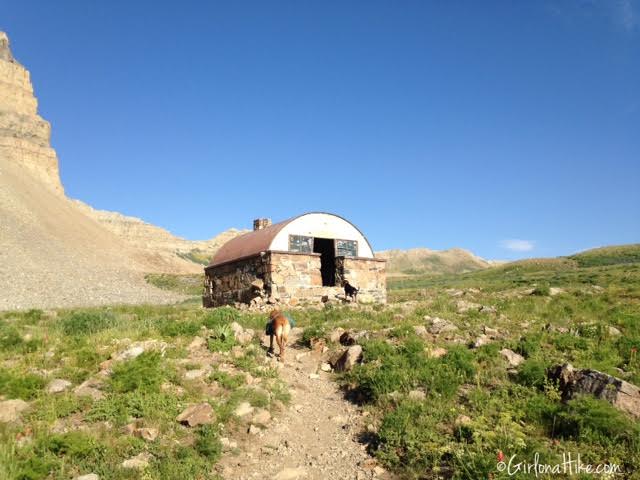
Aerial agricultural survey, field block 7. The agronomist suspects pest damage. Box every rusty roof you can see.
[206,212,380,269]
[206,217,296,268]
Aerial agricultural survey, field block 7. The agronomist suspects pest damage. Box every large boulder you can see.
[230,322,254,345]
[47,379,72,394]
[456,300,482,313]
[74,378,105,400]
[548,363,640,418]
[427,317,458,335]
[121,452,153,470]
[339,330,369,346]
[0,399,29,423]
[176,403,214,427]
[333,345,363,372]
[500,349,525,367]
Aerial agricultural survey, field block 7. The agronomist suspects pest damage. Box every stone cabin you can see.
[203,212,386,307]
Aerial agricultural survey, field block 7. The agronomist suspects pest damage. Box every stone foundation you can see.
[203,251,386,307]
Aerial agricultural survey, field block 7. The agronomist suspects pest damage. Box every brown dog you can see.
[267,309,291,362]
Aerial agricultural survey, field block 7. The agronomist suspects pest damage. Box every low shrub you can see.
[207,324,236,352]
[0,369,45,400]
[194,424,222,461]
[109,351,166,393]
[59,310,116,336]
[516,358,548,388]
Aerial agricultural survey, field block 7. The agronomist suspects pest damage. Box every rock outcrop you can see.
[72,200,245,271]
[0,32,63,194]
[0,32,243,310]
[548,363,640,418]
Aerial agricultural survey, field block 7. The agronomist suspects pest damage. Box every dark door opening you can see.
[313,238,336,286]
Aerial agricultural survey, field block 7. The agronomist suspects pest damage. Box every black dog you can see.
[343,280,359,302]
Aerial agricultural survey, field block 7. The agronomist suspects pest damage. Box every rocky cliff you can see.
[0,32,64,194]
[73,200,246,269]
[0,32,238,310]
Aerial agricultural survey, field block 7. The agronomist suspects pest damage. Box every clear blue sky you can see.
[3,1,639,260]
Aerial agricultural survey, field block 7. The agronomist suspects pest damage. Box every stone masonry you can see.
[204,251,386,307]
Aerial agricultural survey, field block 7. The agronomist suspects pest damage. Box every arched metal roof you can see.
[206,212,376,268]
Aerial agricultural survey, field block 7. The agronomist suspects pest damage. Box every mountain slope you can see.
[0,31,218,309]
[376,247,493,276]
[0,158,190,309]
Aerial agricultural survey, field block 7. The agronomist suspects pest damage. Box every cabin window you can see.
[289,235,313,253]
[336,239,358,257]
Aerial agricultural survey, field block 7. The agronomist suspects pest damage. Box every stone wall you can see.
[338,256,387,303]
[265,251,335,305]
[0,32,63,194]
[203,254,267,307]
[203,251,387,307]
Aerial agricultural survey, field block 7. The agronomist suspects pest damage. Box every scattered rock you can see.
[101,340,168,372]
[47,379,72,394]
[136,428,159,442]
[74,475,99,480]
[428,347,447,358]
[188,336,206,351]
[114,340,167,362]
[483,326,499,338]
[329,328,346,343]
[413,325,428,337]
[472,335,492,348]
[427,317,458,335]
[456,300,482,313]
[220,436,238,450]
[230,322,255,345]
[548,363,640,418]
[252,409,271,425]
[184,368,208,380]
[408,390,426,401]
[309,337,326,353]
[0,399,29,423]
[320,362,332,372]
[549,287,564,296]
[251,279,265,290]
[274,467,308,480]
[373,466,386,476]
[500,349,525,367]
[121,452,153,470]
[74,378,104,400]
[234,402,254,417]
[333,345,363,372]
[248,424,262,435]
[176,403,214,427]
[609,326,622,336]
[454,414,472,426]
[339,331,357,346]
[308,373,320,380]
[479,305,497,314]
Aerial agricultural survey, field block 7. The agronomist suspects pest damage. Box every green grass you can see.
[176,249,213,266]
[144,273,204,296]
[347,255,640,479]
[1,246,639,480]
[570,244,640,267]
[0,303,287,479]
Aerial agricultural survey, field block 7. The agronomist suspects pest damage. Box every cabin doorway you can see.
[313,238,336,286]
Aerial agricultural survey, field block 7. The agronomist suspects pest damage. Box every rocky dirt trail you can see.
[218,339,394,480]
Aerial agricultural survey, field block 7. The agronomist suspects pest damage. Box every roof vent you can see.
[253,218,272,231]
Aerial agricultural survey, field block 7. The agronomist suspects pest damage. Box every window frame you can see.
[335,238,358,258]
[288,234,314,253]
